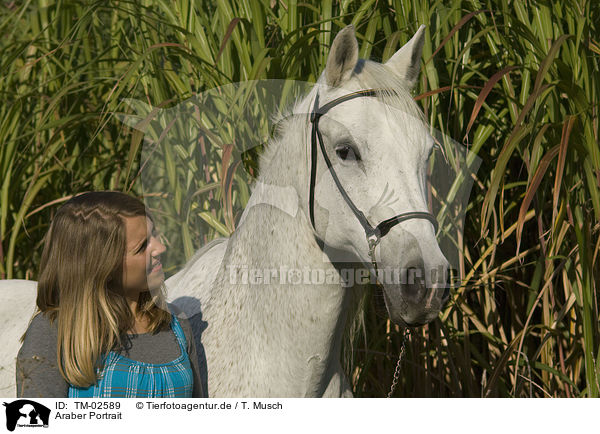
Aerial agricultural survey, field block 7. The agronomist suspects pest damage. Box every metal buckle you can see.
[367,233,380,263]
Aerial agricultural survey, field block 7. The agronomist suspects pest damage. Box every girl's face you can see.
[122,215,166,298]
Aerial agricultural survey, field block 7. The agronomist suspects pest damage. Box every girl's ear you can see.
[385,25,426,89]
[325,25,359,88]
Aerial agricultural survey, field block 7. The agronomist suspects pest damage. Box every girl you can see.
[16,191,202,397]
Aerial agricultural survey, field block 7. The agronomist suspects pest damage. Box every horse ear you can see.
[385,25,426,89]
[325,25,359,87]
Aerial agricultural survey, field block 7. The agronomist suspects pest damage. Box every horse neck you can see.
[209,110,352,356]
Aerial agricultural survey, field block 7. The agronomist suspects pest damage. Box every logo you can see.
[3,400,50,432]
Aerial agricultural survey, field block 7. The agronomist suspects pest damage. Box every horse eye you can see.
[335,144,360,162]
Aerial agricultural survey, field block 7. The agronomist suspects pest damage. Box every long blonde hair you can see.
[31,191,171,387]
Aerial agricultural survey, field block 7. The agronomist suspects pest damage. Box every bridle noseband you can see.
[308,88,438,267]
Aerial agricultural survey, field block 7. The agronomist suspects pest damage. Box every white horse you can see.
[0,25,450,397]
[166,25,449,397]
[0,280,38,397]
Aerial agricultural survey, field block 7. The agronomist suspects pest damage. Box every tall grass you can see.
[1,0,598,397]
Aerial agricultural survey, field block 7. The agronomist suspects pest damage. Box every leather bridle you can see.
[308,88,438,266]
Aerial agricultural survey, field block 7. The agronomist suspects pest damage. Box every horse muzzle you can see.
[380,260,450,327]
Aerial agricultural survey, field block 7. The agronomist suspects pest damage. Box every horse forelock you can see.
[355,60,428,131]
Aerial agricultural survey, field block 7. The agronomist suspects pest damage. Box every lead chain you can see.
[387,327,410,398]
[367,234,379,269]
[366,233,410,398]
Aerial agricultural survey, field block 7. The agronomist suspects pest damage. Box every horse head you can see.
[308,25,450,326]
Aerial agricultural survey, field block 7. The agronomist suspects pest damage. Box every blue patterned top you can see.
[68,314,193,398]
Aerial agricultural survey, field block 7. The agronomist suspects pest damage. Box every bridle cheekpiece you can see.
[308,88,438,269]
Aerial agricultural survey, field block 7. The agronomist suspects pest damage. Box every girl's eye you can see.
[138,228,161,253]
[335,144,360,162]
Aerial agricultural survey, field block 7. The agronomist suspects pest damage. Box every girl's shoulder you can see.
[166,302,183,317]
[22,312,57,342]
[18,312,58,362]
[166,303,188,328]
[166,303,194,345]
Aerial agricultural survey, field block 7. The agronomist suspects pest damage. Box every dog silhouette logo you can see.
[3,400,50,431]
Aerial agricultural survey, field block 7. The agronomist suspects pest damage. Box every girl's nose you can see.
[150,235,166,256]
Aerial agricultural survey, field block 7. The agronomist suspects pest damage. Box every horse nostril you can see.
[406,266,425,287]
[404,260,426,295]
[406,259,426,286]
